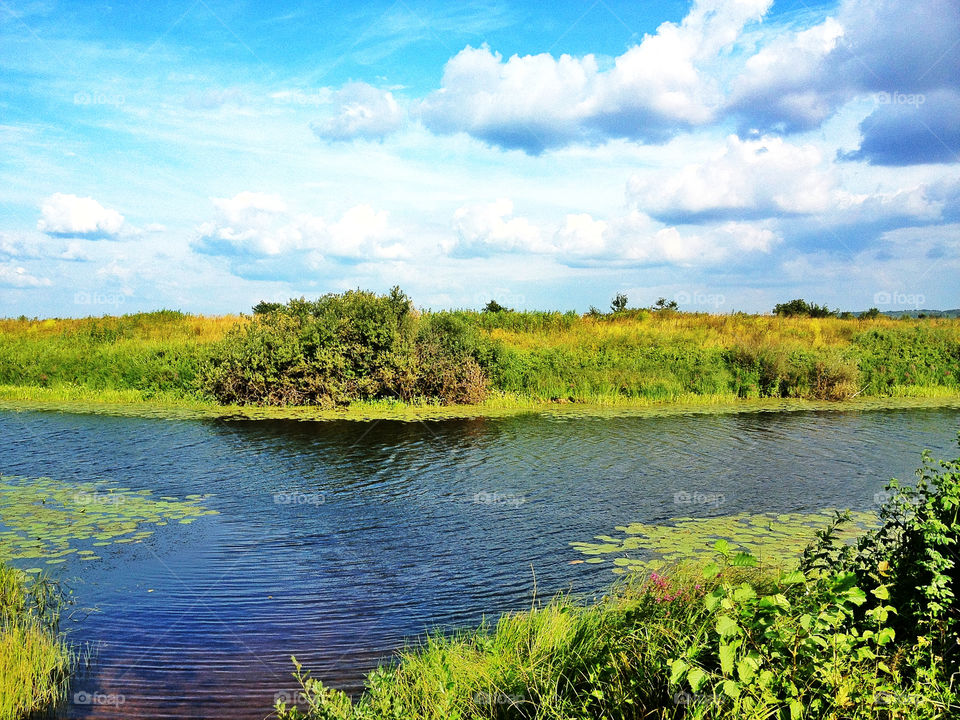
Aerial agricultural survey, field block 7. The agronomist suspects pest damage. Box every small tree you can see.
[610,293,628,313]
[483,299,510,313]
[652,297,678,311]
[859,307,881,320]
[252,300,284,315]
[773,299,835,318]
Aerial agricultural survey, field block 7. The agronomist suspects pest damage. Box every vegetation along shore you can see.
[1,288,959,420]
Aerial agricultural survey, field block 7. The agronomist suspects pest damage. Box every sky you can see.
[0,0,958,316]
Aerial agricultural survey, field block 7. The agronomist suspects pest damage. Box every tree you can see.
[483,299,510,313]
[610,293,628,313]
[859,307,881,320]
[252,300,284,315]
[773,299,835,318]
[652,297,678,311]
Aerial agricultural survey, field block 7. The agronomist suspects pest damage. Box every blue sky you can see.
[1,0,958,316]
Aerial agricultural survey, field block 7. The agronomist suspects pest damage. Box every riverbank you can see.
[1,383,960,422]
[2,303,959,420]
[274,444,960,719]
[0,564,73,720]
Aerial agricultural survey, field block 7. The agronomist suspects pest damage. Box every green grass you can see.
[1,307,959,418]
[0,564,74,720]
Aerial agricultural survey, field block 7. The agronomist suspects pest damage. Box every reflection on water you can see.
[0,407,957,719]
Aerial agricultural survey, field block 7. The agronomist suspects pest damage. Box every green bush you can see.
[199,290,488,406]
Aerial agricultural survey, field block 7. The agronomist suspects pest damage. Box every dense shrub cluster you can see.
[198,290,488,406]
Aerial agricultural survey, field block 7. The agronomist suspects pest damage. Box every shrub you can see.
[773,299,835,318]
[199,289,489,406]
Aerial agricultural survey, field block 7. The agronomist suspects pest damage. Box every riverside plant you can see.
[0,564,75,720]
[1,293,959,410]
[275,442,960,720]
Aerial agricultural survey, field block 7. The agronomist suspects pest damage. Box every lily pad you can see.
[0,474,219,567]
[572,509,879,573]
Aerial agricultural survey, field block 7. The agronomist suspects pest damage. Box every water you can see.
[1,407,958,719]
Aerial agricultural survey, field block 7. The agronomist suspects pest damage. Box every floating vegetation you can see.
[571,509,880,574]
[0,475,218,567]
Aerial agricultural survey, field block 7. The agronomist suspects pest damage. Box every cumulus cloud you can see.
[0,263,50,288]
[629,135,946,224]
[726,18,845,133]
[37,193,125,239]
[310,82,404,141]
[844,90,960,166]
[629,135,843,222]
[449,199,545,256]
[193,192,405,277]
[727,0,960,159]
[420,0,771,153]
[444,198,779,266]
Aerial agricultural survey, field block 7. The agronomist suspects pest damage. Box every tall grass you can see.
[1,306,958,408]
[0,564,74,720]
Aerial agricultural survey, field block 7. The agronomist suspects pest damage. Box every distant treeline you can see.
[1,288,960,407]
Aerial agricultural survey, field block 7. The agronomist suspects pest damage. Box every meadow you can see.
[1,291,960,417]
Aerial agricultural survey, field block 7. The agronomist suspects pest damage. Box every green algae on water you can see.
[0,475,218,565]
[571,509,879,574]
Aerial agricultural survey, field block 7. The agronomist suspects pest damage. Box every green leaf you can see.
[703,562,721,579]
[719,642,737,675]
[670,658,690,686]
[731,552,758,567]
[780,567,804,581]
[733,583,757,603]
[737,655,759,683]
[722,679,740,700]
[877,627,895,646]
[714,539,730,557]
[790,699,804,719]
[872,585,890,600]
[687,668,707,693]
[716,614,740,638]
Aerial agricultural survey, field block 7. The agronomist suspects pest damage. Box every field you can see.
[1,303,959,419]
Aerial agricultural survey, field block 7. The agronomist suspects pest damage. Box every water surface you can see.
[0,407,957,719]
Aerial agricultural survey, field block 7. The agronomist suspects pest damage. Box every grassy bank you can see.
[275,444,960,719]
[0,564,73,720]
[2,295,960,419]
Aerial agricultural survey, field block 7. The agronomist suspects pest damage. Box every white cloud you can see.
[37,193,125,238]
[0,263,50,288]
[629,135,841,220]
[449,198,545,255]
[420,0,772,153]
[727,18,845,132]
[193,192,406,276]
[445,197,779,266]
[310,82,404,141]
